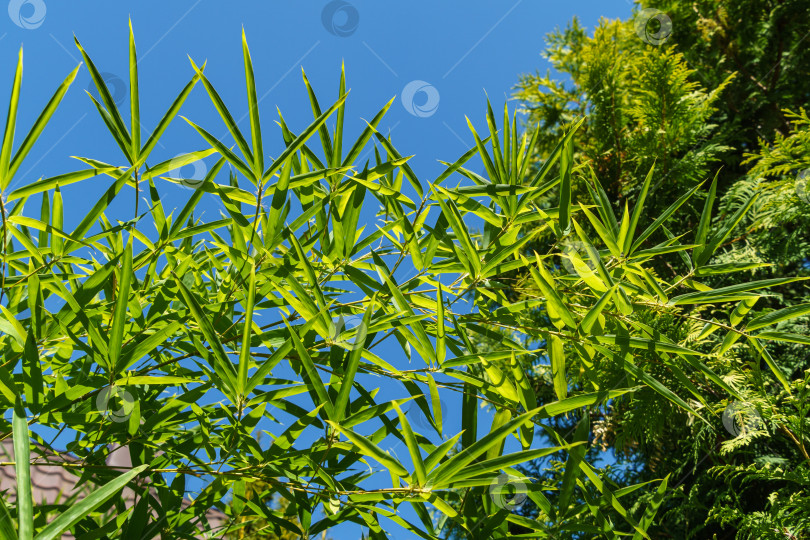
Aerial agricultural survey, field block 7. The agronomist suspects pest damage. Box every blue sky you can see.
[2,1,635,538]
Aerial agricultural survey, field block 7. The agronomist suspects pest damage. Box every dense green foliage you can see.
[0,9,807,540]
[510,1,810,538]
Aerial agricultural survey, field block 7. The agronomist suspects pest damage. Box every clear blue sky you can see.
[2,1,634,538]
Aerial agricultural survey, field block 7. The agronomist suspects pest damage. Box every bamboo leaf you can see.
[242,29,263,174]
[334,300,373,421]
[13,398,32,540]
[0,47,22,190]
[284,317,335,421]
[108,239,133,372]
[392,402,427,485]
[128,20,140,157]
[549,334,567,401]
[327,421,408,477]
[237,264,257,397]
[35,465,148,540]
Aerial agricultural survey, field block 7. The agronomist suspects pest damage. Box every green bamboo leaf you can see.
[242,29,263,174]
[527,256,576,329]
[436,283,446,366]
[371,131,423,199]
[140,70,202,160]
[669,278,808,305]
[747,336,795,393]
[245,339,293,395]
[549,334,567,400]
[0,495,16,540]
[128,20,140,157]
[430,407,541,486]
[116,376,197,386]
[0,305,26,347]
[300,67,333,166]
[13,397,32,540]
[85,93,133,161]
[327,421,409,477]
[580,287,614,334]
[631,181,703,253]
[465,116,500,191]
[167,157,226,238]
[558,130,573,234]
[579,461,648,538]
[237,264,256,397]
[0,47,22,190]
[67,164,137,250]
[747,303,810,331]
[332,61,346,169]
[434,137,489,186]
[426,376,443,437]
[262,92,348,182]
[452,446,573,483]
[425,433,463,472]
[623,163,654,254]
[515,119,584,213]
[392,402,427,485]
[538,388,634,420]
[485,98,508,183]
[485,409,512,461]
[585,167,618,237]
[509,352,536,449]
[579,206,621,257]
[180,116,253,180]
[698,191,759,267]
[343,98,395,168]
[175,276,237,397]
[284,317,335,421]
[755,331,810,346]
[334,300,373,421]
[559,416,588,514]
[51,184,61,257]
[189,58,254,171]
[632,475,670,539]
[694,261,772,276]
[730,297,758,327]
[34,465,148,540]
[692,171,719,264]
[591,334,703,356]
[616,201,631,252]
[108,239,133,372]
[264,148,292,247]
[22,333,42,412]
[7,168,115,201]
[74,37,131,156]
[480,357,520,403]
[591,344,707,421]
[9,67,82,186]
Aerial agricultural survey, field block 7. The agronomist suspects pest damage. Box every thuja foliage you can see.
[0,23,807,539]
[510,2,810,538]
